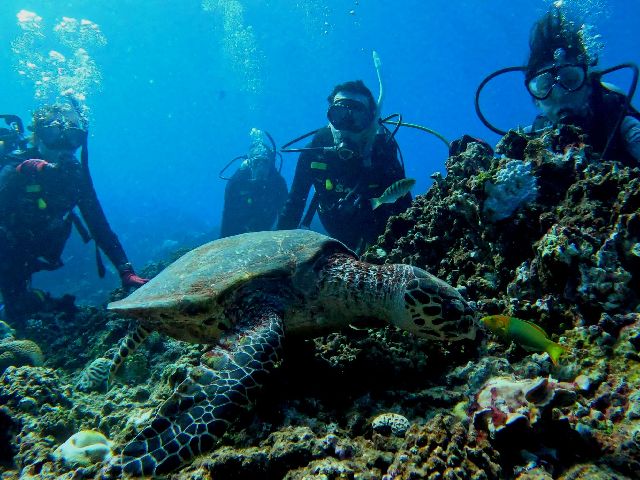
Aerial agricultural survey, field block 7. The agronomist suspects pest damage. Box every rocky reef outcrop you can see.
[1,126,639,479]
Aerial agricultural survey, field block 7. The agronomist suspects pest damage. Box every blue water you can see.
[1,0,638,303]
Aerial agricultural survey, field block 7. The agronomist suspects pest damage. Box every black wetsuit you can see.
[0,149,130,319]
[531,81,640,164]
[220,166,288,238]
[277,127,411,251]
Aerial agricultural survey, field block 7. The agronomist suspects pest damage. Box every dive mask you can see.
[526,64,587,100]
[327,99,374,133]
[37,123,87,150]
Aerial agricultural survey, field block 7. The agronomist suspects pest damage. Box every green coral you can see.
[470,170,494,189]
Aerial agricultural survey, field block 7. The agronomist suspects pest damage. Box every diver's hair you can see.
[32,99,87,131]
[328,80,376,113]
[526,7,592,77]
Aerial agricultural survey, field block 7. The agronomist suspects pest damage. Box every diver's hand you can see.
[120,269,148,289]
[16,159,54,174]
[449,134,494,157]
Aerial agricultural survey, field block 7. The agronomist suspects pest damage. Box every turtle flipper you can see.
[104,307,284,477]
[77,323,151,392]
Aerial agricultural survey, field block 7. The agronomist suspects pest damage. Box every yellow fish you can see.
[370,178,415,210]
[481,315,566,365]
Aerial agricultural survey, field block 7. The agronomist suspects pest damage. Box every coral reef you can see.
[1,126,639,479]
[364,126,640,477]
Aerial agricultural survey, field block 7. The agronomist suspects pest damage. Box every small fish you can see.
[481,315,566,365]
[370,178,415,210]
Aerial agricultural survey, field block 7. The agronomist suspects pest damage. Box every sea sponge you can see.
[53,430,112,466]
[0,339,44,372]
[483,159,538,221]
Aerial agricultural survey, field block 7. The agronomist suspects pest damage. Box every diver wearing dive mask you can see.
[36,121,87,151]
[525,9,640,163]
[475,6,640,163]
[526,64,588,101]
[32,103,89,162]
[0,99,146,321]
[327,91,378,163]
[220,128,288,238]
[277,80,411,252]
[526,45,594,128]
[327,98,374,133]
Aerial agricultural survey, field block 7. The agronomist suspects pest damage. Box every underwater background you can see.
[1,0,639,303]
[3,2,640,479]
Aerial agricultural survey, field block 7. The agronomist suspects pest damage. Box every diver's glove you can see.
[449,134,494,157]
[119,263,148,289]
[16,159,53,174]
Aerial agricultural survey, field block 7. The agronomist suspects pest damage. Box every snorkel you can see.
[281,50,450,159]
[374,50,384,116]
[324,52,385,164]
[358,50,385,168]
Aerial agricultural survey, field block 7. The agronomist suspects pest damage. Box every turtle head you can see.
[393,267,477,342]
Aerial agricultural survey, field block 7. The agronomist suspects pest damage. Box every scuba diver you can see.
[475,6,640,164]
[219,128,288,238]
[0,99,147,322]
[276,79,411,252]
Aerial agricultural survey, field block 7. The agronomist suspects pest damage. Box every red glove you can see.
[120,266,149,288]
[16,159,53,174]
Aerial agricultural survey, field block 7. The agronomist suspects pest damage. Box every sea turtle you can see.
[80,230,477,477]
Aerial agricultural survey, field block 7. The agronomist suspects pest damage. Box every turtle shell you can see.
[108,230,352,343]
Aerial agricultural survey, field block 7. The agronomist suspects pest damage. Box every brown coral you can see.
[0,340,44,372]
[383,414,501,479]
